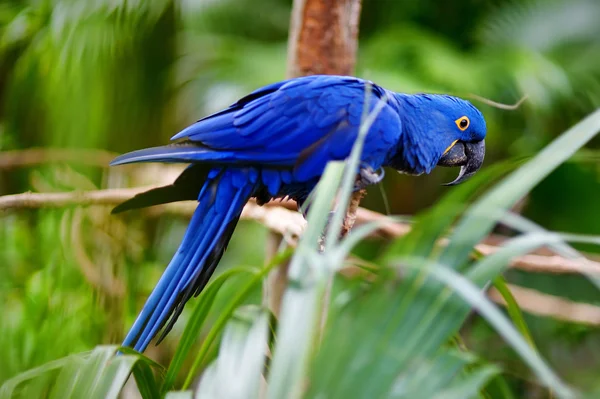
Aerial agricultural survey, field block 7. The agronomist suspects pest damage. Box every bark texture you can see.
[287,0,362,77]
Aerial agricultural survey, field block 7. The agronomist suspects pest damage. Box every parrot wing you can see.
[111,75,402,181]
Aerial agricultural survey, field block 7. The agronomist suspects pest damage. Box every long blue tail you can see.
[122,167,257,352]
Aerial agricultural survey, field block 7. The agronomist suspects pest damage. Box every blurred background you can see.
[1,0,599,395]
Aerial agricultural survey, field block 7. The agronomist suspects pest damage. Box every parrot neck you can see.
[386,93,439,175]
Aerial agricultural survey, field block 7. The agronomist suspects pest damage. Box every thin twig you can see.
[0,187,154,209]
[0,148,118,169]
[468,94,529,111]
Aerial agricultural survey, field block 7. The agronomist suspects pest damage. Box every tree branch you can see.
[0,187,153,209]
[3,187,600,276]
[5,186,600,324]
[489,283,600,326]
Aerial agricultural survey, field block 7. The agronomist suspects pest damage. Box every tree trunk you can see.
[265,0,364,318]
[287,0,362,77]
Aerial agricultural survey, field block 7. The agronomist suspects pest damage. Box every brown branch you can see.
[0,148,118,169]
[341,185,366,237]
[242,201,306,241]
[489,283,600,326]
[3,188,600,276]
[477,243,600,275]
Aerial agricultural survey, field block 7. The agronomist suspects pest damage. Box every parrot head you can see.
[394,93,487,185]
[432,95,486,185]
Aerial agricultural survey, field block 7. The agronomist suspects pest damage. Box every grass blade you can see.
[492,276,537,351]
[164,267,259,392]
[196,306,268,399]
[70,346,115,398]
[266,162,345,399]
[398,257,577,399]
[183,248,293,389]
[430,366,498,399]
[92,355,138,399]
[131,358,161,399]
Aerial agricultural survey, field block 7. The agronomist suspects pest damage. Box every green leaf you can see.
[306,270,499,398]
[492,276,537,352]
[397,257,576,399]
[1,353,84,398]
[164,266,259,392]
[183,248,293,390]
[164,392,193,399]
[131,358,161,399]
[265,164,345,399]
[91,355,139,399]
[1,346,164,399]
[430,366,498,399]
[70,346,115,398]
[196,306,269,399]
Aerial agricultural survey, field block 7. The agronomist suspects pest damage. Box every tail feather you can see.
[109,143,227,166]
[135,190,242,351]
[109,142,293,167]
[122,168,256,352]
[157,216,239,343]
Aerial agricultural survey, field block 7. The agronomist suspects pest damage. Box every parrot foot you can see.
[356,165,385,190]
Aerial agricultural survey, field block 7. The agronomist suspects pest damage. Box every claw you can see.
[356,164,385,190]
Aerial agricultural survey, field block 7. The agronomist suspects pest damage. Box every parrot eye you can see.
[455,116,470,131]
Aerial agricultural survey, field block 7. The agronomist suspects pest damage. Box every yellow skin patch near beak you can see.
[443,140,458,155]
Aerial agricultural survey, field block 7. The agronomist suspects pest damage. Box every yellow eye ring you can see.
[455,116,470,131]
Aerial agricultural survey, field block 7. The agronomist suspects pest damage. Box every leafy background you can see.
[0,0,599,397]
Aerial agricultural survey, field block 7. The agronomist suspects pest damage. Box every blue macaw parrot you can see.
[111,75,486,352]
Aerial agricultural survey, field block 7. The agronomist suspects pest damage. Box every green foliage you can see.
[0,346,163,399]
[2,0,600,397]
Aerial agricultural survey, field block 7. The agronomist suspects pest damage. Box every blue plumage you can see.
[121,167,257,350]
[112,75,487,352]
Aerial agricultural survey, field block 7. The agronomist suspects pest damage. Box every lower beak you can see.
[437,140,485,185]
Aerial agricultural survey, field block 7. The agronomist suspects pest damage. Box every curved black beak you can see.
[437,140,485,186]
